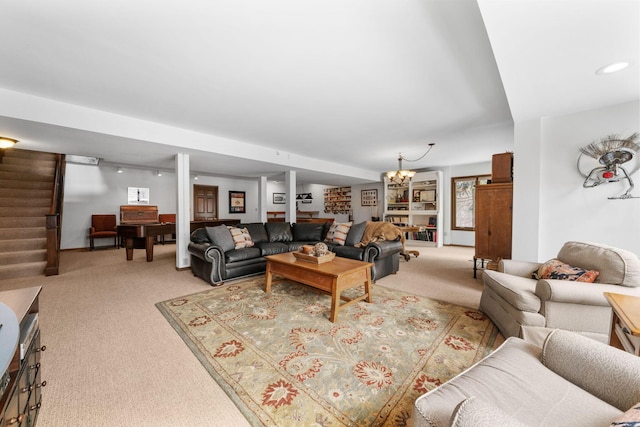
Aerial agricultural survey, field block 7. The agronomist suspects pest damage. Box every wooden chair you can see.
[89,214,118,250]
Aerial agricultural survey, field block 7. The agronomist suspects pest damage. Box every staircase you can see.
[0,149,58,280]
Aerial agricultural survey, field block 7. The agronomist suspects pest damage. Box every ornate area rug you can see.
[156,276,497,426]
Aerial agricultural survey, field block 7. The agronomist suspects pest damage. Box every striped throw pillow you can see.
[324,222,352,246]
[227,226,254,249]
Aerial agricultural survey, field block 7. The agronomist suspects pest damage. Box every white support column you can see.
[258,176,268,223]
[285,170,296,223]
[175,153,191,269]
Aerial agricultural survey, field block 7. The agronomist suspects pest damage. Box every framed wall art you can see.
[229,191,246,213]
[128,187,150,205]
[361,189,378,206]
[421,189,436,202]
[273,193,286,204]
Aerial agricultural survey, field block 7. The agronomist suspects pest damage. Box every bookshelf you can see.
[383,171,443,247]
[324,186,351,214]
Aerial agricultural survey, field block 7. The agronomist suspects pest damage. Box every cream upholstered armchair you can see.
[413,329,640,426]
[480,241,640,343]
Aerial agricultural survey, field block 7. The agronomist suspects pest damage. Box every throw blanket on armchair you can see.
[356,221,403,247]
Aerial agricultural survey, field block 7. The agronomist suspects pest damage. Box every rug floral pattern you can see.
[157,277,497,426]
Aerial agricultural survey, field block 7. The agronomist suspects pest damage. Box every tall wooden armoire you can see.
[474,153,513,277]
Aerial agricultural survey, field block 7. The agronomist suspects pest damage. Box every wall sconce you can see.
[0,137,18,149]
[117,166,124,174]
[194,174,199,180]
[156,170,162,177]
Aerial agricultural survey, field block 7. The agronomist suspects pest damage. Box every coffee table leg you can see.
[364,269,373,303]
[265,262,273,293]
[330,279,339,322]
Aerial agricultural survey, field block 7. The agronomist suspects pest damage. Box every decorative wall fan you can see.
[577,133,640,199]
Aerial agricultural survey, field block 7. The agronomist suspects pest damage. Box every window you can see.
[451,175,491,230]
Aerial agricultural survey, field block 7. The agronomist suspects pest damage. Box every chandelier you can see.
[386,143,435,185]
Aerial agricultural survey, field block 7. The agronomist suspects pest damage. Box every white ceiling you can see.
[0,0,637,185]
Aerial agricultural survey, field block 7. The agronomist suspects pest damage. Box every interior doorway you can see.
[193,185,219,220]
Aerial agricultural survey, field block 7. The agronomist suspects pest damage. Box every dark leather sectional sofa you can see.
[188,221,402,286]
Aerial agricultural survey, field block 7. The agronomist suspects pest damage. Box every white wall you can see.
[351,182,384,224]
[191,174,260,223]
[65,101,639,256]
[512,119,543,261]
[62,164,259,249]
[266,182,350,222]
[514,100,640,260]
[62,166,356,249]
[62,164,177,249]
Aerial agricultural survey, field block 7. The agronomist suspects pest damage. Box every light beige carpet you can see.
[0,244,494,426]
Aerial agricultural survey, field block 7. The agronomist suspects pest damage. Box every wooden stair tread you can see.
[0,227,47,239]
[0,171,54,182]
[1,149,57,161]
[0,249,47,265]
[0,188,52,198]
[0,164,56,174]
[0,207,50,217]
[0,261,47,280]
[0,238,47,252]
[0,197,51,207]
[0,179,54,190]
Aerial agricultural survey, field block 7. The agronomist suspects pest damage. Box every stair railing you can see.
[45,154,66,276]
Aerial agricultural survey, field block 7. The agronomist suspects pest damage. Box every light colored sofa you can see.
[480,241,640,342]
[413,329,640,426]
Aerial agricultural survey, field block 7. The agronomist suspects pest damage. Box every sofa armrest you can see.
[188,242,226,285]
[542,329,640,411]
[188,241,224,263]
[499,260,541,277]
[535,279,640,306]
[364,239,402,260]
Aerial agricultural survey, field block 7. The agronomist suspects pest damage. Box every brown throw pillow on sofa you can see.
[609,402,640,426]
[532,258,599,282]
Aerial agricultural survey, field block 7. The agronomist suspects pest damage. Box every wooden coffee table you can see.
[265,253,373,322]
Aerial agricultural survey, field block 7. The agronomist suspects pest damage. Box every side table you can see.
[604,292,640,356]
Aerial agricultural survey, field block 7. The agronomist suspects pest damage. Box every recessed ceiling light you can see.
[596,61,631,75]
